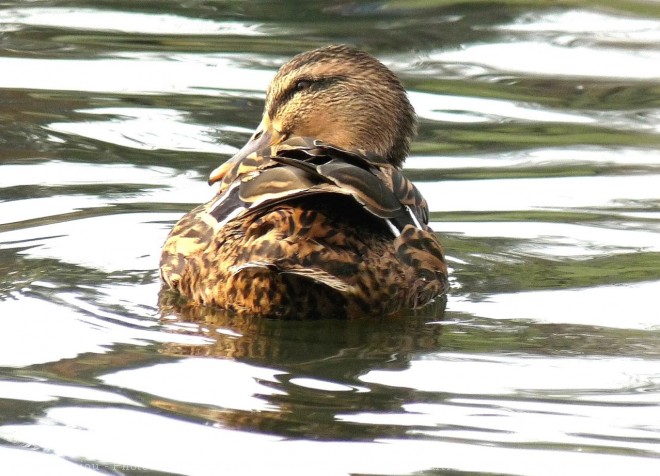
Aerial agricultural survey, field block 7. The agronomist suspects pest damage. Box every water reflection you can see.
[0,7,268,36]
[159,293,447,367]
[0,56,272,95]
[432,41,660,80]
[48,108,238,154]
[496,10,660,44]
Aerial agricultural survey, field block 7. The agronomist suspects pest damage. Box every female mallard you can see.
[160,45,448,319]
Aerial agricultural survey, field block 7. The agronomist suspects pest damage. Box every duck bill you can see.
[208,117,285,185]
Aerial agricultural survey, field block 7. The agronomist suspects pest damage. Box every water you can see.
[1,1,659,475]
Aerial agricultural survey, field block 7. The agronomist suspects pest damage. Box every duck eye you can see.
[294,80,312,91]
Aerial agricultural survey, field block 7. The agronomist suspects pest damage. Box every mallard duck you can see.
[160,45,448,319]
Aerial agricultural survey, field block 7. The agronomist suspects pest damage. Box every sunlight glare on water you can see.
[0,7,268,36]
[0,56,272,94]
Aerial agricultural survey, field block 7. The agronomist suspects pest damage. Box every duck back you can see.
[160,139,448,319]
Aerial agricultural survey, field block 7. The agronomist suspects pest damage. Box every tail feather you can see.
[229,261,353,294]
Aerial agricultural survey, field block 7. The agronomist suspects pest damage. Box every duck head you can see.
[210,45,416,184]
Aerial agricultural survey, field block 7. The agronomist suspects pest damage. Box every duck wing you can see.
[207,137,429,237]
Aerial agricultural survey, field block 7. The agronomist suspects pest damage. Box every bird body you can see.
[160,45,448,318]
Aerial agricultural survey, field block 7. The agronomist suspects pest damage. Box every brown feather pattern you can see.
[160,138,448,319]
[159,45,448,318]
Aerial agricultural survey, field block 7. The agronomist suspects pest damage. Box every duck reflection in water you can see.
[159,293,446,363]
[157,294,446,437]
[160,45,448,319]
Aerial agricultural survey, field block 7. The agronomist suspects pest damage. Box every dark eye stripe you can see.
[295,79,312,91]
[268,75,345,120]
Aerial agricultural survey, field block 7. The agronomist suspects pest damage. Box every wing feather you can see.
[206,137,431,237]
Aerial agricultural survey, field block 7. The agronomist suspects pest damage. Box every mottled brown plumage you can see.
[160,45,448,319]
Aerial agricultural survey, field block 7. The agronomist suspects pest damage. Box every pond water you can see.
[1,1,660,475]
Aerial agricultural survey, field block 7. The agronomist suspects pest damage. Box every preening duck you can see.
[160,45,448,319]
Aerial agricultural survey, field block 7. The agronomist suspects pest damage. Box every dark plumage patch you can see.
[209,184,243,223]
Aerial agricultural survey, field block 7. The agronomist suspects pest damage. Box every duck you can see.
[160,44,448,319]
